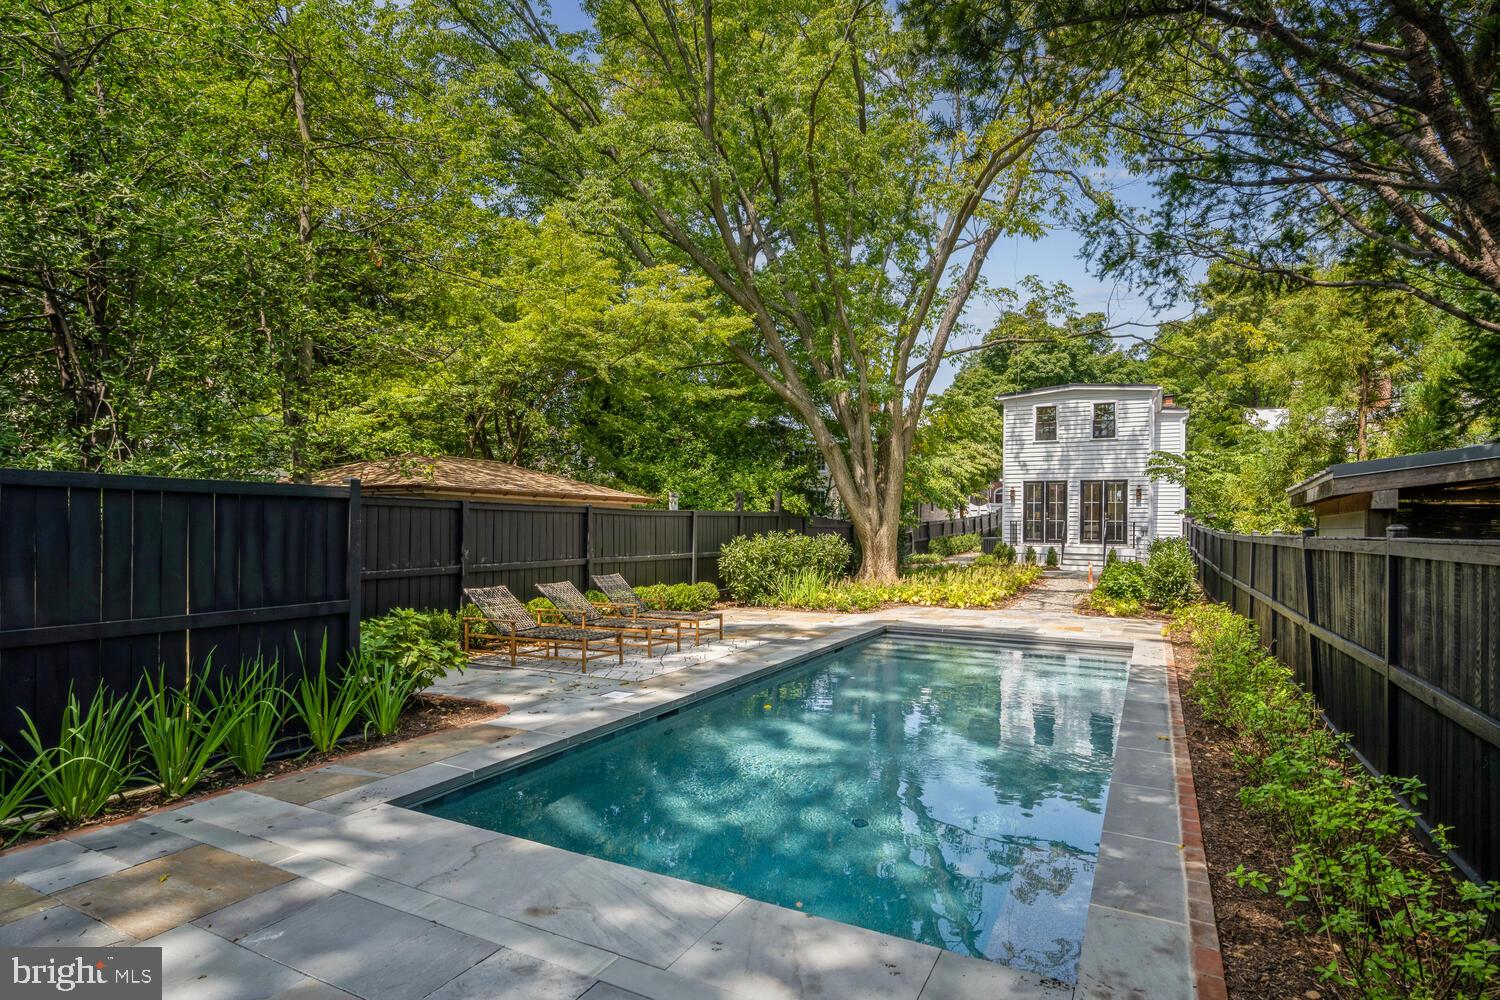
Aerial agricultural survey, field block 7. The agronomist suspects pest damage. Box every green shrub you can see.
[1173,604,1500,998]
[929,532,981,557]
[718,531,852,603]
[971,552,998,567]
[633,581,719,611]
[289,636,370,754]
[992,541,1017,563]
[138,665,248,800]
[1104,547,1120,566]
[1095,560,1147,602]
[1024,545,1037,565]
[1045,546,1059,568]
[352,650,422,738]
[16,682,139,823]
[770,562,1043,612]
[525,596,552,613]
[360,608,467,689]
[1144,538,1196,609]
[209,653,286,777]
[0,763,45,843]
[905,552,944,566]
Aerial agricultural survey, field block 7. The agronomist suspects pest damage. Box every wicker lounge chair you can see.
[462,585,621,672]
[592,573,724,644]
[535,581,682,657]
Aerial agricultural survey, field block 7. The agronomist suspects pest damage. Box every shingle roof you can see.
[310,455,654,506]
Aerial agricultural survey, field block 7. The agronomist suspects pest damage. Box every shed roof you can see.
[310,455,654,506]
[1287,442,1500,507]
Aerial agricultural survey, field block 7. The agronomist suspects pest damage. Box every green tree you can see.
[434,0,1120,578]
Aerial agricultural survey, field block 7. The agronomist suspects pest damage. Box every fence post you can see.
[735,490,744,538]
[1301,527,1317,686]
[689,509,699,584]
[582,504,594,590]
[346,478,363,653]
[1384,524,1407,775]
[458,499,470,602]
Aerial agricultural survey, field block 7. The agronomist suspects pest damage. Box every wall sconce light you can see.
[1135,486,1143,503]
[1009,488,1016,503]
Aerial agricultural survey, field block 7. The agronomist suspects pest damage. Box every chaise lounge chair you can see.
[535,581,682,657]
[592,573,724,644]
[462,585,622,672]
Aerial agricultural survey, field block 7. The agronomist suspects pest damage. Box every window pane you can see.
[1081,481,1102,543]
[1024,482,1044,542]
[1105,480,1127,543]
[1035,406,1056,442]
[1044,481,1067,543]
[1092,402,1116,439]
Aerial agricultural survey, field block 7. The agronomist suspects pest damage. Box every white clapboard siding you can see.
[998,385,1188,558]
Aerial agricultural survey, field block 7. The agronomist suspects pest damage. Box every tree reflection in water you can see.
[423,636,1129,983]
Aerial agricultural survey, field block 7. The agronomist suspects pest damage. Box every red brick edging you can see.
[1166,642,1228,1000]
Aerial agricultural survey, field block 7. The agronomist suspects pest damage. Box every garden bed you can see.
[3,693,503,851]
[1171,636,1335,998]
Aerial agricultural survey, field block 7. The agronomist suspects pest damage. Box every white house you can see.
[997,384,1188,568]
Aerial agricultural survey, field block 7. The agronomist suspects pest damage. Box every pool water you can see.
[418,634,1129,981]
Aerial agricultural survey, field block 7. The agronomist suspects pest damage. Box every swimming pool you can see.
[417,633,1130,981]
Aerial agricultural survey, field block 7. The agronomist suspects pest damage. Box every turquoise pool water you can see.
[418,634,1129,981]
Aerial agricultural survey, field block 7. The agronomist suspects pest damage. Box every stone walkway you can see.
[0,602,1200,1000]
[1008,571,1094,614]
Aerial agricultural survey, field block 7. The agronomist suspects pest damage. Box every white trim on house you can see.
[999,384,1188,568]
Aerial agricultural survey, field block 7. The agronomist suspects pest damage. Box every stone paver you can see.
[424,947,597,1000]
[235,891,496,1000]
[67,821,202,865]
[498,856,742,968]
[0,903,132,947]
[146,922,323,1000]
[0,879,57,924]
[254,768,379,805]
[671,898,939,1000]
[57,843,295,939]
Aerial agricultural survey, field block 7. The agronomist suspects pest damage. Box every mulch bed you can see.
[5,693,505,851]
[1171,636,1337,1000]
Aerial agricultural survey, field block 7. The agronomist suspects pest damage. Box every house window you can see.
[1025,480,1069,543]
[1034,405,1057,442]
[1082,480,1128,543]
[1092,402,1116,439]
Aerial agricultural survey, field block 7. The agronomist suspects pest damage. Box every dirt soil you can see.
[8,693,505,849]
[1171,637,1338,1000]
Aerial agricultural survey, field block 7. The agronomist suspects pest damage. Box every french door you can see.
[1025,481,1068,543]
[1081,480,1127,544]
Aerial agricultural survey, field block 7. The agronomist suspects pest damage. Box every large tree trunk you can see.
[853,512,903,583]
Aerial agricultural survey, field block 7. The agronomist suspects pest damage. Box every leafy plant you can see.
[360,609,467,689]
[16,682,140,823]
[1144,538,1196,609]
[1045,546,1059,568]
[929,532,981,557]
[137,665,249,799]
[970,552,998,567]
[1024,546,1037,564]
[718,531,853,603]
[993,541,1017,563]
[0,760,49,843]
[289,635,371,754]
[905,552,944,566]
[352,650,422,738]
[208,654,288,777]
[763,562,1042,612]
[633,582,719,611]
[1174,604,1500,999]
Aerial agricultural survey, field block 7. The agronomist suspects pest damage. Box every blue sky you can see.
[545,0,1197,391]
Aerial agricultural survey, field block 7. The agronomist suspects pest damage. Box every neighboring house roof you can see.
[309,455,654,507]
[1246,407,1289,431]
[1287,442,1500,507]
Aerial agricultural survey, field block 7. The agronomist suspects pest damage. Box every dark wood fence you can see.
[1186,520,1500,881]
[910,511,1002,553]
[359,500,848,616]
[0,469,357,752]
